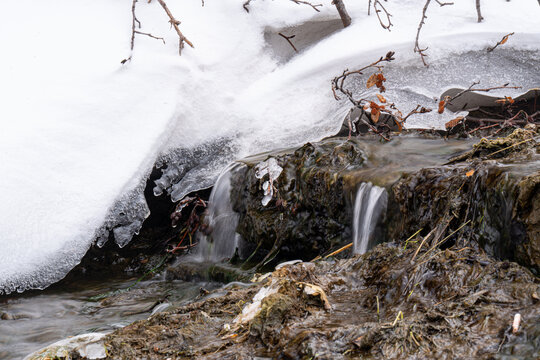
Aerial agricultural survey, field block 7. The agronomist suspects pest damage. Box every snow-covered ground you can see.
[1,0,539,294]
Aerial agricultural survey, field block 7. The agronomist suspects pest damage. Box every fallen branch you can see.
[278,32,298,52]
[156,0,194,55]
[445,81,521,107]
[487,32,514,53]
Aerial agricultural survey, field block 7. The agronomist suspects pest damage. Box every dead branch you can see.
[476,0,483,23]
[131,0,141,51]
[291,0,322,12]
[244,0,322,13]
[373,0,393,31]
[331,51,395,103]
[156,0,194,55]
[445,81,521,106]
[134,30,165,44]
[414,0,431,67]
[278,32,298,52]
[401,104,432,123]
[414,0,453,66]
[243,0,252,12]
[128,0,167,61]
[487,32,514,53]
[332,0,351,27]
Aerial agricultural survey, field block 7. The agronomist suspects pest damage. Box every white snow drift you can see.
[0,0,539,293]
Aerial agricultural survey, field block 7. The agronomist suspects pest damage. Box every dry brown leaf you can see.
[438,100,446,114]
[376,94,387,103]
[466,169,475,177]
[366,72,387,92]
[366,73,378,88]
[371,109,380,123]
[495,96,514,104]
[500,35,509,45]
[445,116,464,129]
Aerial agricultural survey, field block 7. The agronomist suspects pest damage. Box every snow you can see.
[1,0,539,293]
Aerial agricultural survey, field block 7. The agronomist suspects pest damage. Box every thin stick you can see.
[278,32,298,52]
[134,30,165,44]
[411,228,436,262]
[417,220,471,262]
[373,0,393,31]
[291,0,322,12]
[414,0,432,67]
[487,32,514,53]
[324,242,353,258]
[404,228,423,250]
[486,137,537,158]
[476,0,483,23]
[156,0,194,55]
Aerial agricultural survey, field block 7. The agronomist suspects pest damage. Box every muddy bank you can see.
[102,242,539,359]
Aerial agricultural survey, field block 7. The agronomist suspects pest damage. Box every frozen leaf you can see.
[500,35,509,45]
[445,116,464,129]
[371,109,380,123]
[438,100,446,114]
[366,72,387,92]
[495,96,514,104]
[376,94,387,103]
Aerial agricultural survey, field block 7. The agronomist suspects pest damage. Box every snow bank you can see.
[1,0,539,293]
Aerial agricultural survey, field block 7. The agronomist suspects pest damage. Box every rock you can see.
[24,333,108,360]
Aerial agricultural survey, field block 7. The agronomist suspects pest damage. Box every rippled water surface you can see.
[0,275,215,359]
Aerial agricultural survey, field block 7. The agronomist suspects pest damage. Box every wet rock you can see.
[24,333,108,360]
[102,243,540,359]
[390,128,540,272]
[231,139,366,264]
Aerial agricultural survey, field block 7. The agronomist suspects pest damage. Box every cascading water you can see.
[197,162,245,262]
[352,182,388,255]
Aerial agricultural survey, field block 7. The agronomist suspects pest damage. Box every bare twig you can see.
[243,0,252,12]
[414,0,453,66]
[487,32,514,53]
[331,51,395,103]
[131,0,141,51]
[414,0,432,67]
[476,0,483,23]
[333,0,351,27]
[401,105,432,123]
[435,0,453,6]
[445,82,521,106]
[278,32,298,52]
[291,0,322,12]
[134,30,165,44]
[156,0,194,55]
[373,0,393,31]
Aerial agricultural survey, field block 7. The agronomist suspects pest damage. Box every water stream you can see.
[197,162,245,262]
[352,182,388,255]
[0,275,217,359]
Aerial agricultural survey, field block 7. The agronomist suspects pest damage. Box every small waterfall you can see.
[352,182,388,255]
[198,162,244,261]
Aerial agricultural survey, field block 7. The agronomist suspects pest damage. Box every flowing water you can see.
[197,162,246,262]
[0,275,217,359]
[352,182,388,255]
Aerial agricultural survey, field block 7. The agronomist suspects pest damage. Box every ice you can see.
[1,0,539,293]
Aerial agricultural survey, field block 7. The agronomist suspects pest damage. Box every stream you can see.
[0,275,217,359]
